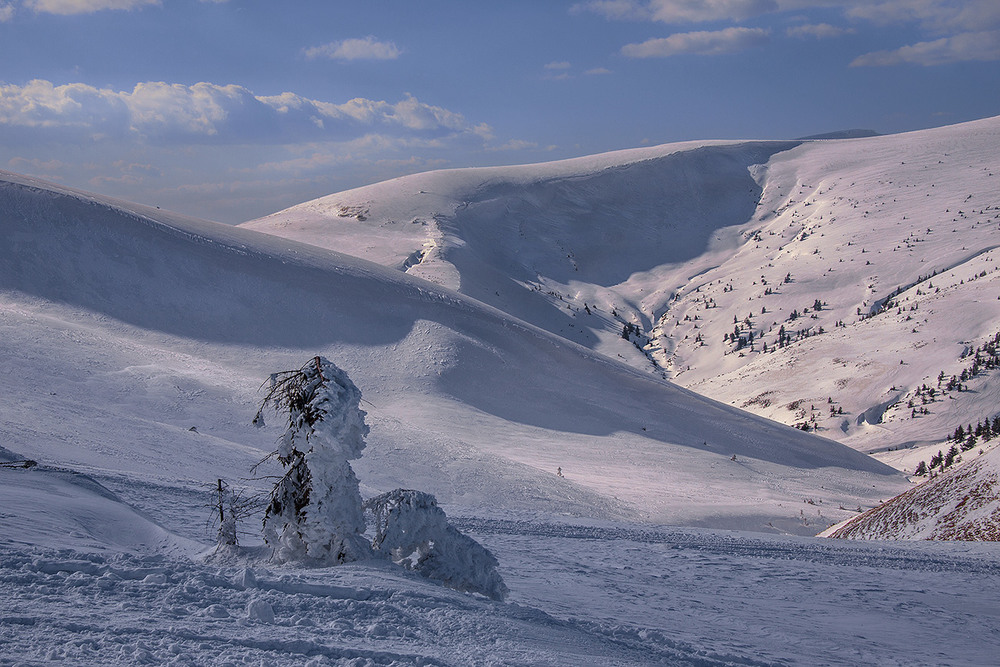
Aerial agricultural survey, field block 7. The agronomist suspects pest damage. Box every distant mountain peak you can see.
[796,129,881,140]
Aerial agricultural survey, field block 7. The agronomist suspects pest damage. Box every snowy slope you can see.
[0,169,903,536]
[246,116,1000,461]
[824,444,1000,540]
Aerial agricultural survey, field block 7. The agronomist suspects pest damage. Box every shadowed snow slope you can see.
[0,169,903,536]
[247,116,1000,460]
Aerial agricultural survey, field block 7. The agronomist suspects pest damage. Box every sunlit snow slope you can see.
[0,169,904,538]
[824,445,1000,540]
[247,116,1000,462]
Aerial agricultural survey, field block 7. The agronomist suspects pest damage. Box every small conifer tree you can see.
[254,356,372,565]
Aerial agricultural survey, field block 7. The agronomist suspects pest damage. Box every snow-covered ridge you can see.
[4,124,1000,665]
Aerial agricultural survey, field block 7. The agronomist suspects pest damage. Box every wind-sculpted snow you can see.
[244,141,799,350]
[0,170,438,349]
[0,456,200,556]
[432,143,798,287]
[366,489,508,601]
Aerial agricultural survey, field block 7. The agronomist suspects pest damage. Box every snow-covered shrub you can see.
[364,489,508,601]
[255,356,372,565]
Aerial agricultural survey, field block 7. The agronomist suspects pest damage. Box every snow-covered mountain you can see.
[3,120,1000,664]
[0,168,900,538]
[245,116,1000,466]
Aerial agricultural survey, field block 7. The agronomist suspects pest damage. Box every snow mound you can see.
[366,488,508,600]
[0,454,199,556]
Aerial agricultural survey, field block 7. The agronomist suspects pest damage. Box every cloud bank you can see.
[577,0,1000,65]
[0,80,489,145]
[852,30,1000,66]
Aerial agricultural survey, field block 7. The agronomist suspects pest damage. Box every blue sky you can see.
[1,0,998,222]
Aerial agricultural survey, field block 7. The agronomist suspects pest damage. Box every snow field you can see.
[0,169,905,533]
[5,520,1000,666]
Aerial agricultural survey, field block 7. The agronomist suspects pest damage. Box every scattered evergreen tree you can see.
[944,444,959,468]
[215,478,238,548]
[929,450,943,469]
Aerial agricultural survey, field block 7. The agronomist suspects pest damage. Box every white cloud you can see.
[0,79,489,146]
[786,22,855,39]
[303,36,402,61]
[579,1,1000,65]
[574,0,779,24]
[0,79,131,142]
[622,26,769,57]
[851,30,1000,66]
[542,62,573,80]
[571,0,649,21]
[23,0,158,14]
[7,156,68,173]
[575,0,1000,31]
[0,3,14,20]
[585,67,613,75]
[846,0,1000,33]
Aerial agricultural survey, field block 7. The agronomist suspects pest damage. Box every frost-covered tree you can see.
[215,479,238,548]
[364,489,508,601]
[254,356,372,565]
